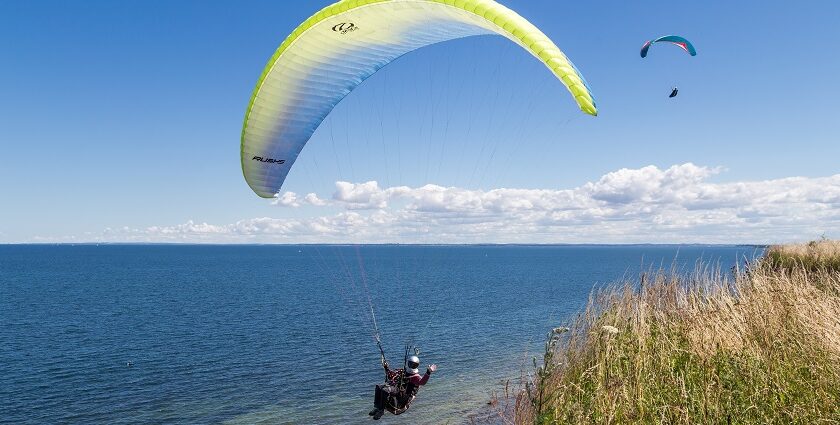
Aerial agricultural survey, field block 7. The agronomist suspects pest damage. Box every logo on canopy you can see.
[252,156,286,165]
[332,22,357,35]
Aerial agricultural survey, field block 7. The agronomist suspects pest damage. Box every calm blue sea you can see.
[0,245,762,424]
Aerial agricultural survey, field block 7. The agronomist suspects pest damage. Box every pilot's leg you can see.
[370,385,384,416]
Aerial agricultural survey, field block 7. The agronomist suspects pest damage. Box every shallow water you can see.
[0,244,761,424]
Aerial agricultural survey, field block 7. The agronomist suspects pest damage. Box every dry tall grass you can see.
[766,239,840,274]
[515,242,840,424]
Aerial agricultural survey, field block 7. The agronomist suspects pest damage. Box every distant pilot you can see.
[669,87,679,98]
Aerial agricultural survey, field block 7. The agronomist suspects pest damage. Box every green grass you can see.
[765,240,840,281]
[514,241,840,425]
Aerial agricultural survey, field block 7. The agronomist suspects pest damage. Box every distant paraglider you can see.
[640,35,696,58]
[640,35,695,98]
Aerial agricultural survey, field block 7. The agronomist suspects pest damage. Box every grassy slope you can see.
[514,241,840,424]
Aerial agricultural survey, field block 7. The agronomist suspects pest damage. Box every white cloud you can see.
[271,192,328,207]
[272,192,300,207]
[584,163,720,204]
[63,164,840,244]
[333,181,389,209]
[304,193,328,206]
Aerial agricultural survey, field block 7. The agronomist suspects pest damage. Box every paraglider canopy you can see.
[240,0,598,198]
[640,35,697,58]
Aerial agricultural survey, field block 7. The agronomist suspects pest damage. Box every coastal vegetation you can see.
[514,241,840,424]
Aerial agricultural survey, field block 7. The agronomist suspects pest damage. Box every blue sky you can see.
[1,0,838,243]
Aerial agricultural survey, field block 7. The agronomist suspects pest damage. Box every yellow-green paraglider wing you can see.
[242,0,597,198]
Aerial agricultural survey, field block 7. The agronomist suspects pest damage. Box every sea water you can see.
[0,245,761,424]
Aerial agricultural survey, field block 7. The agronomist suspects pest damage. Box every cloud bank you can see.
[70,164,840,244]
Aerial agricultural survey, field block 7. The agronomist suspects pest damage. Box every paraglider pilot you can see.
[669,87,679,98]
[369,355,436,420]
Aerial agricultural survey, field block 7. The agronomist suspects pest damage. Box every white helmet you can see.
[406,355,420,374]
